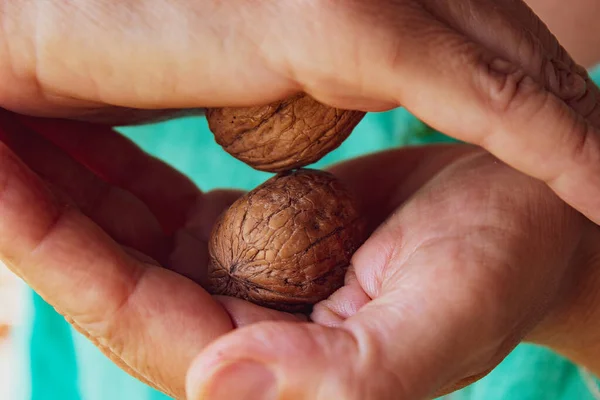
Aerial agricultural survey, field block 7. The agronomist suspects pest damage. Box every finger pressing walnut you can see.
[206,94,366,172]
[206,169,365,313]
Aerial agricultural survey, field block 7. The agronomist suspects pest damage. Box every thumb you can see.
[184,237,516,400]
[183,248,492,400]
[180,245,504,400]
[185,155,581,400]
[187,323,367,400]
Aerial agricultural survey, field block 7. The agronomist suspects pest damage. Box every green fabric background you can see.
[12,66,600,399]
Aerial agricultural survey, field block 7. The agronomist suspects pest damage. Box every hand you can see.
[3,1,600,226]
[0,111,308,399]
[3,110,599,399]
[186,146,600,399]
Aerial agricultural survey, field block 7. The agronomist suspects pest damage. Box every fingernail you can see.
[202,360,277,400]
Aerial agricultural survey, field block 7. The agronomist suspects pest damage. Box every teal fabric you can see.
[30,294,79,399]
[16,66,600,399]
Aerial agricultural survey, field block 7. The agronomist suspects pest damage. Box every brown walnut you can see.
[206,94,366,172]
[206,169,365,312]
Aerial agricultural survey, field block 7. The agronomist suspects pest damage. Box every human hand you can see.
[0,110,312,399]
[3,1,600,226]
[185,146,600,399]
[2,110,600,399]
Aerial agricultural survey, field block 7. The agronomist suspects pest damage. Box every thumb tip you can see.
[185,321,359,399]
[187,359,277,400]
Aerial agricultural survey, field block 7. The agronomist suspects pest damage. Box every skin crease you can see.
[0,0,600,399]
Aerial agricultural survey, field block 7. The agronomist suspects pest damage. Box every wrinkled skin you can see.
[2,112,600,399]
[207,169,364,312]
[206,95,366,172]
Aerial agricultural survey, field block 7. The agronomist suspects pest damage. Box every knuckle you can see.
[475,57,565,157]
[565,73,600,122]
[543,59,588,104]
[479,56,546,117]
[94,264,146,336]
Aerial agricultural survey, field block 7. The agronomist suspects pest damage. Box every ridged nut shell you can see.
[206,169,365,312]
[206,94,365,172]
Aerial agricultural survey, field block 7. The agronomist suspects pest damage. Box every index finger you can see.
[356,4,600,224]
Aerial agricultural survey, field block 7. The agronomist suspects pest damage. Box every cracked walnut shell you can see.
[206,94,366,172]
[206,169,365,312]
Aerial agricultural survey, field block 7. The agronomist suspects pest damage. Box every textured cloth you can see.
[13,66,600,400]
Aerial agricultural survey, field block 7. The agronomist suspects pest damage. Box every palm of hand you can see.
[0,112,595,399]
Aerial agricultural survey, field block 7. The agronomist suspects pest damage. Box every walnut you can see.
[206,94,365,172]
[206,169,365,313]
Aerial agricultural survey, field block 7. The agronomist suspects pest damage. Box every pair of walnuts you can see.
[205,94,366,312]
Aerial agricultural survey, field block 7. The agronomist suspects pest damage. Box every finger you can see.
[186,153,584,400]
[527,224,600,375]
[326,144,477,234]
[0,111,168,261]
[43,106,205,126]
[523,0,600,68]
[0,140,236,398]
[262,1,600,226]
[9,102,204,125]
[333,3,600,225]
[310,266,371,327]
[313,145,478,325]
[312,145,479,326]
[500,0,600,125]
[0,138,306,396]
[319,152,586,396]
[16,115,200,234]
[499,0,586,67]
[421,0,600,125]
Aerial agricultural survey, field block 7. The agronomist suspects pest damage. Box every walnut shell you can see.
[206,169,365,312]
[206,94,366,172]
